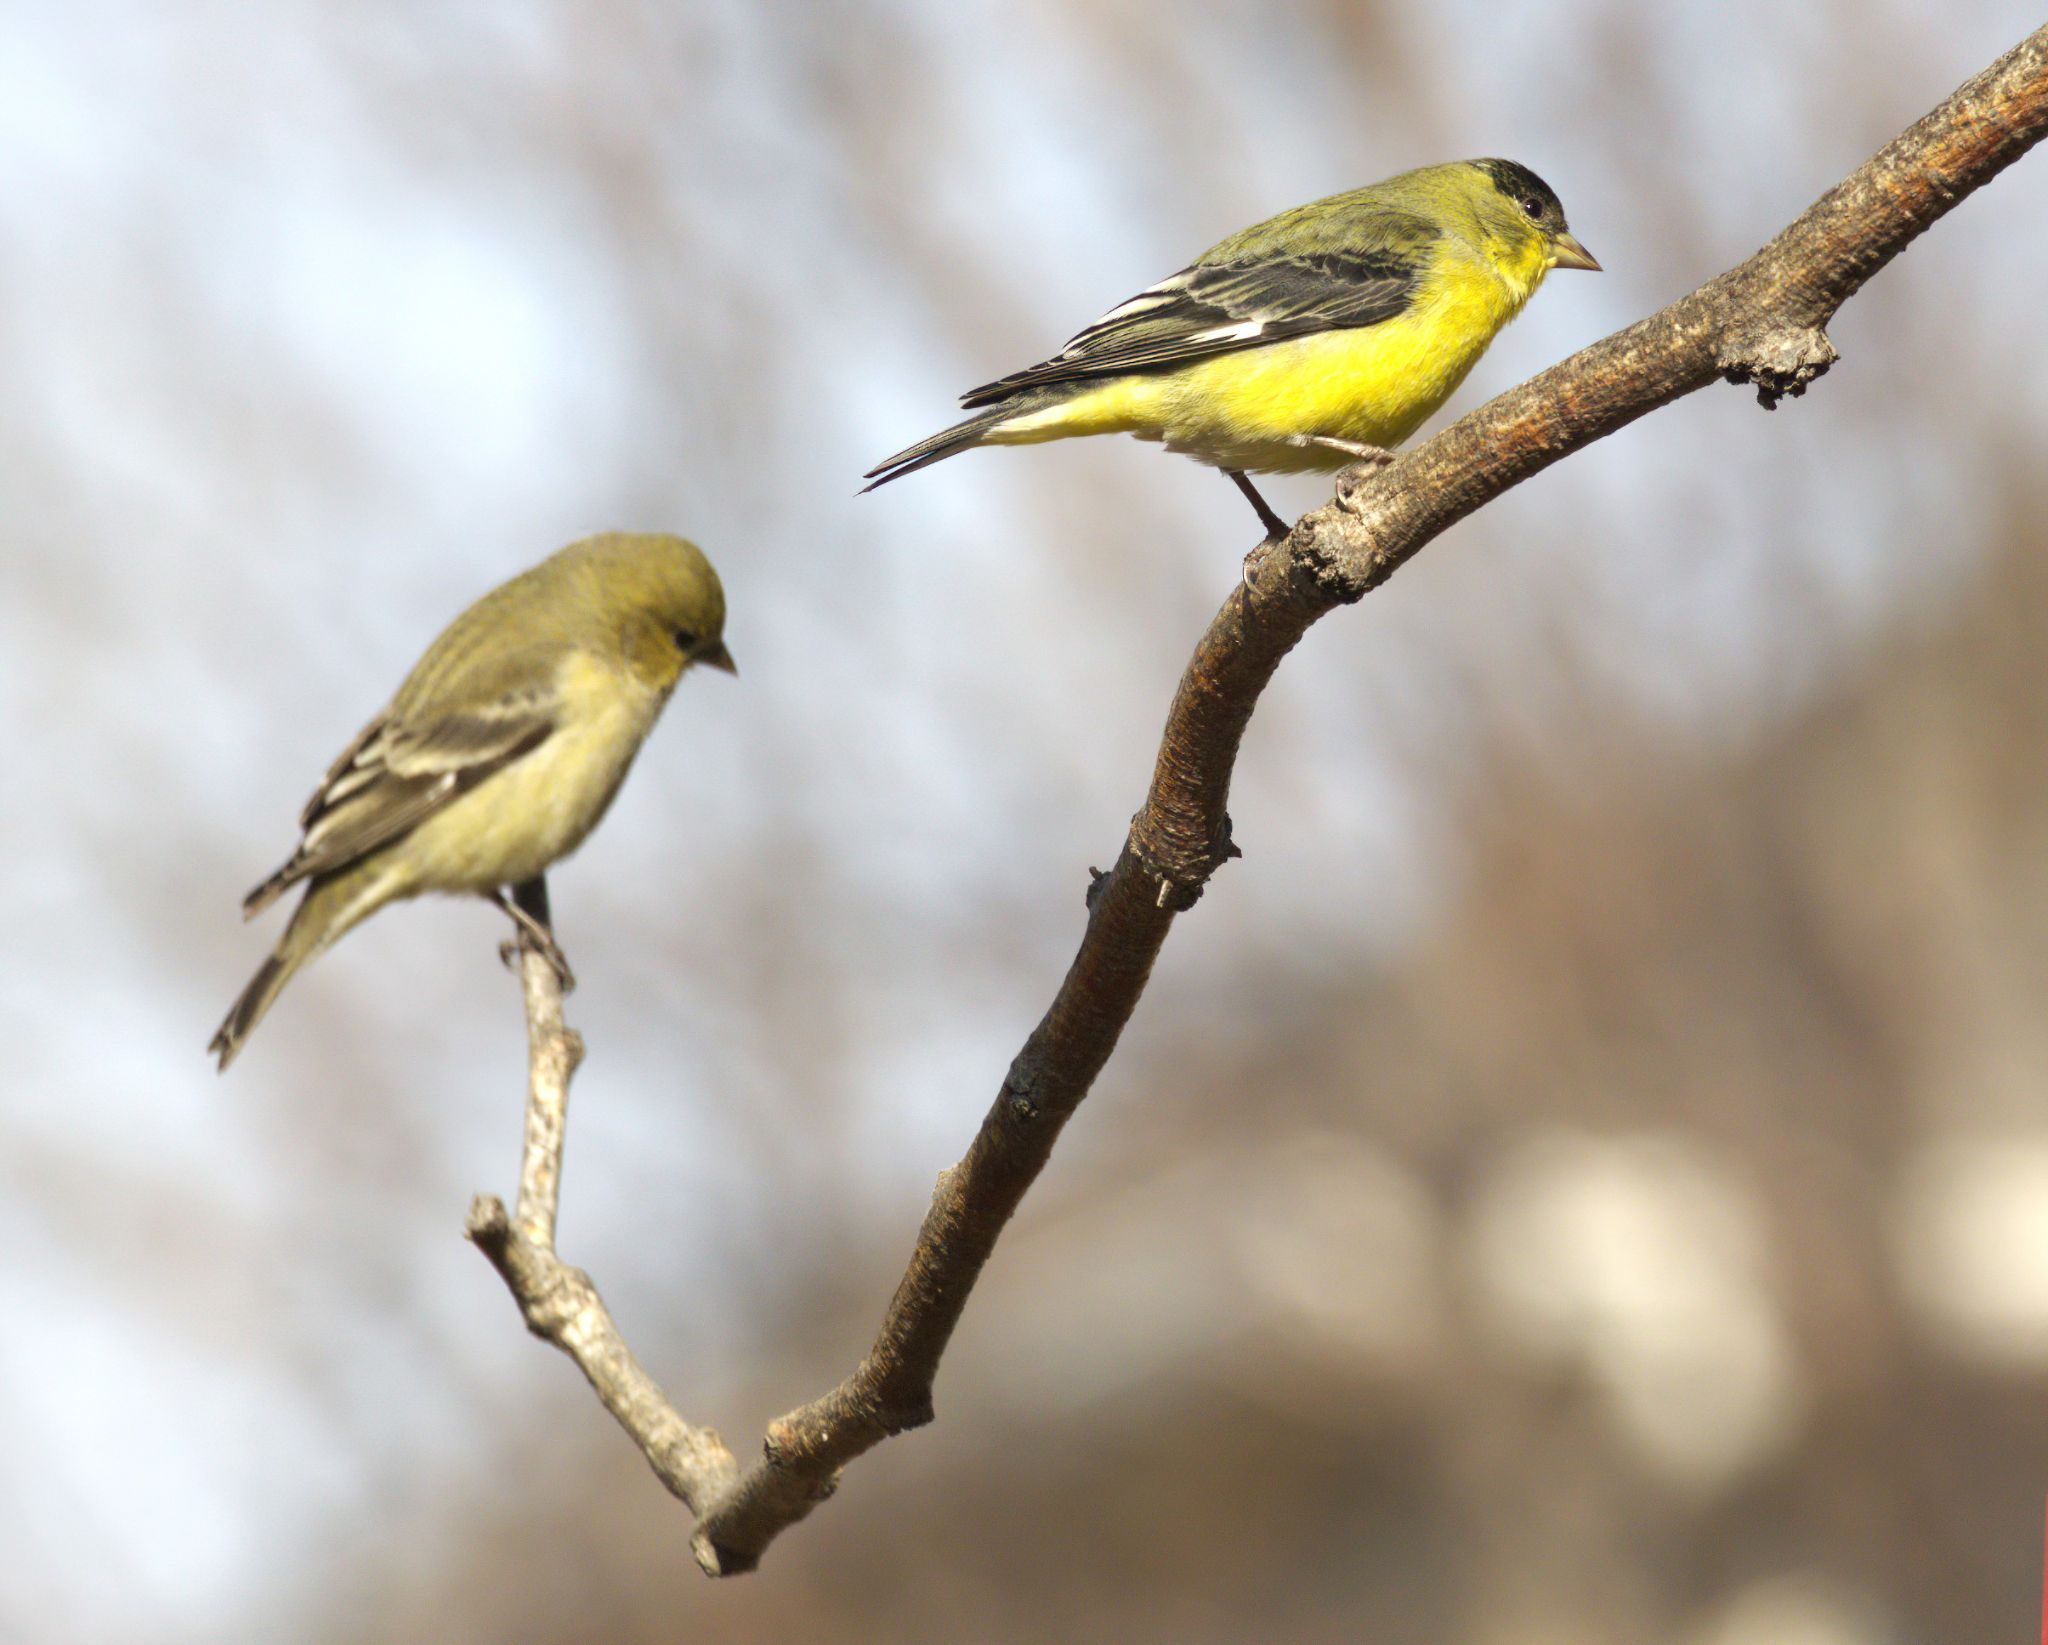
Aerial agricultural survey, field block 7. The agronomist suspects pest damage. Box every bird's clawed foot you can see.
[1289,434,1396,467]
[492,886,577,992]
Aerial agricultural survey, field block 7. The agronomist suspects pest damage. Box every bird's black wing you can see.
[959,238,1429,409]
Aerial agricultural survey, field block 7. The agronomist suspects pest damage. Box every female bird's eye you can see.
[673,628,699,650]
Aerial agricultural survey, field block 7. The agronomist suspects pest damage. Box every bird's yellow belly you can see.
[993,268,1524,475]
[399,665,663,895]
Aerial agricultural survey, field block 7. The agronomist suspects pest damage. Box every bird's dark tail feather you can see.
[211,879,342,1072]
[861,408,1012,492]
[210,951,294,1072]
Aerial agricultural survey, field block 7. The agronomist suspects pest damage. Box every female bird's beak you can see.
[1549,232,1602,272]
[698,640,738,675]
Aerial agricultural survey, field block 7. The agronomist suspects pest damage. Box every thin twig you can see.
[472,25,2048,1576]
[508,877,573,1246]
[467,874,744,1536]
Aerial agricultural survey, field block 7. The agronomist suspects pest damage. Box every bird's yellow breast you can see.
[397,652,667,894]
[991,246,1541,475]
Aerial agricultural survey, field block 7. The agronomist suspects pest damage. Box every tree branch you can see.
[467,877,745,1540]
[473,25,2048,1576]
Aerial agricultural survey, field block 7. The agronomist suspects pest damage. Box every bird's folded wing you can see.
[242,689,557,914]
[960,238,1429,407]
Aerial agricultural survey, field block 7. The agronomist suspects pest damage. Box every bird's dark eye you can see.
[1520,193,1547,220]
[673,628,699,650]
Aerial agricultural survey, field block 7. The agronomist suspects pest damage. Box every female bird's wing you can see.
[240,687,558,916]
[959,212,1438,407]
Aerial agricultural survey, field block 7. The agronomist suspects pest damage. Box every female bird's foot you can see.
[492,888,577,992]
[1226,469,1291,541]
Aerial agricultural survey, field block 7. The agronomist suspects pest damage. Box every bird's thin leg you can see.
[492,877,576,992]
[1287,433,1396,467]
[1227,470,1292,592]
[1227,470,1291,541]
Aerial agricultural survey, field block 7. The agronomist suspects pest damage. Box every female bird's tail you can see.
[210,947,302,1072]
[861,407,1013,491]
[209,866,389,1071]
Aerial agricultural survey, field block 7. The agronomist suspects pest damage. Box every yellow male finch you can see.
[865,158,1599,537]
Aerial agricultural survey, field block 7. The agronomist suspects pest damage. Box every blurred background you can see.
[7,3,2048,1640]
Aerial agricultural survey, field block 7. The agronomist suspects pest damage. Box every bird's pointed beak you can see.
[698,640,738,676]
[1550,232,1602,273]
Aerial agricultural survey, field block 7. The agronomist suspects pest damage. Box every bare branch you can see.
[475,25,2048,1576]
[506,877,575,1247]
[467,876,744,1550]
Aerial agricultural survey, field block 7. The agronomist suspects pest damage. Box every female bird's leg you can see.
[492,878,577,992]
[1227,469,1291,540]
[1286,434,1396,467]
